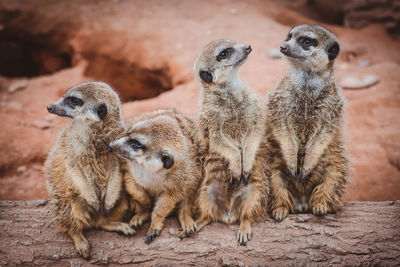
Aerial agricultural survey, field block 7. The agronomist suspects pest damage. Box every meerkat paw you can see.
[232,176,241,186]
[179,217,197,240]
[117,223,136,235]
[272,207,289,222]
[102,222,136,235]
[145,227,161,244]
[73,235,90,260]
[104,206,114,217]
[312,203,327,216]
[287,165,297,179]
[241,171,251,185]
[237,221,252,246]
[130,212,150,230]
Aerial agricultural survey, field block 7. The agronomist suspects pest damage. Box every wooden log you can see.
[0,200,399,266]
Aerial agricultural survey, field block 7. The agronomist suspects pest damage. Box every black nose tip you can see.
[280,44,288,53]
[108,145,113,153]
[244,44,252,53]
[47,105,53,113]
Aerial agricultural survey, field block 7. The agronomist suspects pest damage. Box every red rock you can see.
[0,0,399,202]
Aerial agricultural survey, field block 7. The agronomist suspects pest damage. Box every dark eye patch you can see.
[128,138,145,150]
[298,36,318,50]
[286,32,292,41]
[64,96,83,108]
[217,48,233,61]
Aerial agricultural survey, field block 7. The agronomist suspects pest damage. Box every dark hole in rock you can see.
[84,54,173,102]
[0,37,72,78]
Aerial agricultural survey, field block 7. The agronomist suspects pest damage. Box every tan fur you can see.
[109,109,201,243]
[266,25,348,222]
[193,39,269,245]
[45,82,134,259]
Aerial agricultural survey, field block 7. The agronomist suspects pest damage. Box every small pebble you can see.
[7,101,22,110]
[269,49,281,59]
[359,60,369,68]
[17,166,26,175]
[341,74,379,89]
[8,80,27,93]
[32,120,51,130]
[229,8,238,15]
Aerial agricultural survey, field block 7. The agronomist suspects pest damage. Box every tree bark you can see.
[0,200,399,266]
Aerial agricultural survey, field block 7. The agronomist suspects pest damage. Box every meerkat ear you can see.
[160,151,174,169]
[326,42,340,60]
[199,70,213,83]
[96,103,108,120]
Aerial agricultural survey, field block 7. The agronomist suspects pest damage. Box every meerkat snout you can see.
[280,24,340,71]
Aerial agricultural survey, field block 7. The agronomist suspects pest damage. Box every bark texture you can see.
[0,200,399,266]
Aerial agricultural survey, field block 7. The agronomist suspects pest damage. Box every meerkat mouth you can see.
[234,56,248,67]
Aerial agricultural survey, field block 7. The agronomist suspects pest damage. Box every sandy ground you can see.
[0,0,399,201]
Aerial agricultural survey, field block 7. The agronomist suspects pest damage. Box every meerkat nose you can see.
[244,44,252,53]
[47,105,54,113]
[280,44,288,53]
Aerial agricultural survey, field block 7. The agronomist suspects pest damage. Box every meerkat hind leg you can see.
[178,200,197,239]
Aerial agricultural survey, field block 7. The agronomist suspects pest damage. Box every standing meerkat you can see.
[45,82,135,259]
[194,39,269,245]
[109,110,201,244]
[267,25,348,222]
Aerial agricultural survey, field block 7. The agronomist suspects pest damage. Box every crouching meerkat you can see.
[267,25,349,222]
[194,39,269,245]
[109,110,201,244]
[45,82,135,259]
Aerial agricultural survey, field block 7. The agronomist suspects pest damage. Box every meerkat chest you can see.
[287,95,324,142]
[128,162,165,195]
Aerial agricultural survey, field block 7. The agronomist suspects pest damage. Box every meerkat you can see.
[193,39,269,245]
[266,24,348,222]
[45,82,135,259]
[109,109,201,244]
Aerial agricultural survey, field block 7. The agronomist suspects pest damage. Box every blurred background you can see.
[0,0,399,201]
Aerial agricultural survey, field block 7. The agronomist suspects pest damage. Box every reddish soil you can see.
[0,0,399,201]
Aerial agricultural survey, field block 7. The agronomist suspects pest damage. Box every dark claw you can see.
[93,205,100,213]
[289,169,297,179]
[131,225,136,230]
[240,241,246,246]
[104,208,112,217]
[301,173,308,181]
[232,176,241,186]
[315,210,324,216]
[242,173,250,185]
[144,232,158,244]
[275,217,281,223]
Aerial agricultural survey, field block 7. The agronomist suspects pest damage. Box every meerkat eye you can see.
[217,48,233,61]
[286,33,292,41]
[128,138,145,150]
[64,96,83,108]
[304,38,312,46]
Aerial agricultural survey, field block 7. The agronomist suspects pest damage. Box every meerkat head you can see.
[47,81,121,122]
[280,24,340,72]
[194,39,252,87]
[109,115,186,173]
